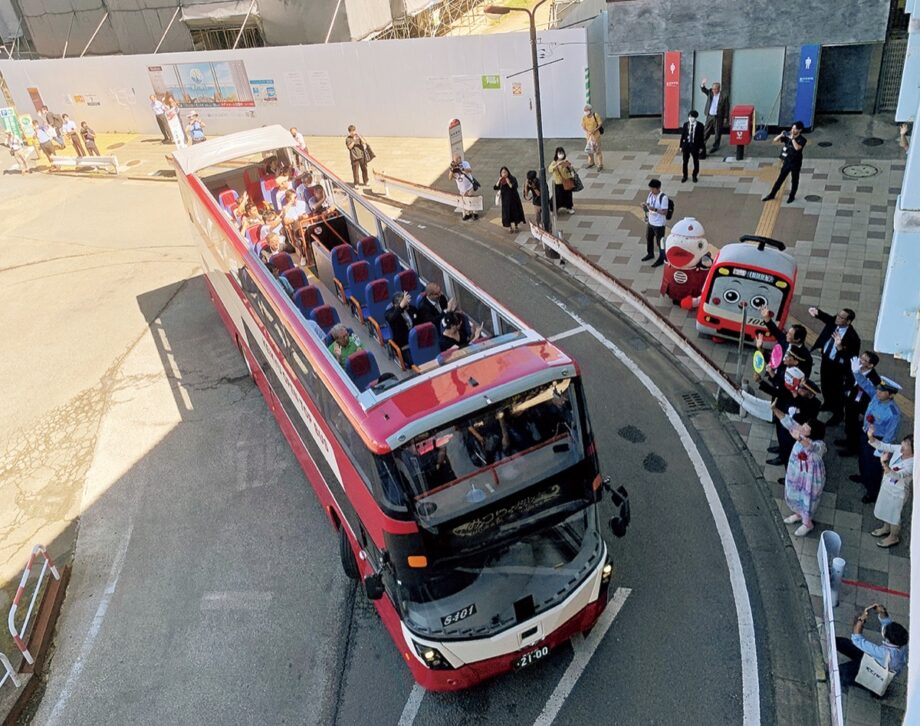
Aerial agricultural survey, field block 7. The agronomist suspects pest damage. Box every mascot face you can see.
[665,217,708,270]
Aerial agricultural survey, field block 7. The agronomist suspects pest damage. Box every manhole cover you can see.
[862,137,884,147]
[817,141,832,147]
[107,142,125,150]
[124,159,142,167]
[804,194,822,202]
[680,391,710,413]
[148,169,176,178]
[842,163,879,179]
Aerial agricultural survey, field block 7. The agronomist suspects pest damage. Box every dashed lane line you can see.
[551,301,761,726]
[397,684,425,726]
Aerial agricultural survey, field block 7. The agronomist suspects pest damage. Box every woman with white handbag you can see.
[835,603,909,696]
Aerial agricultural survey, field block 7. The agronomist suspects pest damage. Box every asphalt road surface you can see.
[11,174,819,726]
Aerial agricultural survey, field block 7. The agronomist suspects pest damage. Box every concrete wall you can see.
[607,0,890,53]
[585,12,607,118]
[0,28,588,138]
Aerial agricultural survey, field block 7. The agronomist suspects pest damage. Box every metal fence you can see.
[877,38,908,113]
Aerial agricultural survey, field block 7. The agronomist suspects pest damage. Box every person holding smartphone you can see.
[762,121,807,204]
[835,603,909,689]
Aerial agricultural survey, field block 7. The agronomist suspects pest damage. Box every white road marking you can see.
[46,520,135,726]
[551,302,761,726]
[397,683,425,726]
[200,591,273,611]
[532,587,631,726]
[547,325,586,343]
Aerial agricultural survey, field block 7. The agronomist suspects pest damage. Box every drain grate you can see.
[681,391,710,413]
[862,137,884,147]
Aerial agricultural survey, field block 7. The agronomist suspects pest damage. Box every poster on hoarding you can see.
[0,107,22,139]
[250,79,278,105]
[147,60,255,108]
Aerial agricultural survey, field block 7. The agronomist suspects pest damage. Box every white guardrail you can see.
[0,652,20,689]
[50,154,120,174]
[373,169,484,214]
[8,544,61,665]
[528,223,772,421]
[818,530,845,726]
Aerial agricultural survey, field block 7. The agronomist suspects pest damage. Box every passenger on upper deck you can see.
[416,283,449,328]
[267,263,295,297]
[266,231,295,255]
[439,312,470,353]
[282,189,308,223]
[385,291,419,354]
[327,324,364,367]
[308,185,331,214]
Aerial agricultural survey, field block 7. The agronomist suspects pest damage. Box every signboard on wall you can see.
[147,60,255,108]
[793,44,820,130]
[0,107,21,139]
[481,75,501,90]
[662,51,681,130]
[250,79,278,104]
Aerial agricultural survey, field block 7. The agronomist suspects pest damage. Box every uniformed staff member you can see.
[849,361,901,504]
[762,121,807,204]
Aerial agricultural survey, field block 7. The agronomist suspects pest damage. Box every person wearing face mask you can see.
[548,147,575,214]
[762,121,808,204]
[679,110,705,183]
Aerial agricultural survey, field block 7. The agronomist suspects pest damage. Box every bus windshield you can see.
[392,379,584,527]
[397,507,603,639]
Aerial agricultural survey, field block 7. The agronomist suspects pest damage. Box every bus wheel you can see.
[339,527,359,580]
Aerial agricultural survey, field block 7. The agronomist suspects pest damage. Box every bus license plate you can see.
[514,645,549,670]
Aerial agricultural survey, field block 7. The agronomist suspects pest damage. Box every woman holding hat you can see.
[869,431,913,548]
[771,405,827,537]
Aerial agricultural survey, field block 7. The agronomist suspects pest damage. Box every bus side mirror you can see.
[606,484,630,539]
[364,573,385,601]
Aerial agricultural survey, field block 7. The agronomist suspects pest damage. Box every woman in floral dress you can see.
[772,405,827,536]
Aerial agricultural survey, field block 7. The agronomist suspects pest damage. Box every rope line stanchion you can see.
[8,544,61,665]
[0,652,20,689]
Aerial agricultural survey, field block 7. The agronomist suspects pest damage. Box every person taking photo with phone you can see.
[763,121,807,204]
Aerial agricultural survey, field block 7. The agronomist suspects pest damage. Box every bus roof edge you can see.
[171,124,294,175]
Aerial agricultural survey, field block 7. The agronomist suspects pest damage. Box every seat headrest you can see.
[334,245,354,264]
[358,236,379,255]
[414,322,436,347]
[311,305,334,325]
[369,280,389,302]
[347,350,371,377]
[349,261,370,281]
[378,253,397,273]
[397,269,418,291]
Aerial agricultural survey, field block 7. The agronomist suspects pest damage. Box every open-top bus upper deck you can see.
[171,126,578,454]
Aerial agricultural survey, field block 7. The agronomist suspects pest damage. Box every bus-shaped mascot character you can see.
[695,235,797,343]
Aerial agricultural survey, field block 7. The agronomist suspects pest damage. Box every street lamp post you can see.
[485,1,556,248]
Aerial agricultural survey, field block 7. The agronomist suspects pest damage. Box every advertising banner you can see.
[148,60,255,108]
[663,51,681,130]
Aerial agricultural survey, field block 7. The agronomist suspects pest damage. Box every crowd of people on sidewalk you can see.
[3,104,103,173]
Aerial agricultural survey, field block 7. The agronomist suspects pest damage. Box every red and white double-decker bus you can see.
[170,126,630,690]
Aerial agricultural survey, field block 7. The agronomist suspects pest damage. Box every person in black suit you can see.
[680,110,705,183]
[699,79,729,156]
[385,291,419,363]
[809,306,860,426]
[415,282,449,328]
[755,345,817,467]
[835,350,881,456]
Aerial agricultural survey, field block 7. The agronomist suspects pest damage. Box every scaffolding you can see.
[372,0,485,40]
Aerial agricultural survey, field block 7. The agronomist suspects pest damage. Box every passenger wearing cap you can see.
[849,360,902,504]
[836,602,909,692]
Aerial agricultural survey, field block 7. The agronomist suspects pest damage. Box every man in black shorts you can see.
[762,121,807,204]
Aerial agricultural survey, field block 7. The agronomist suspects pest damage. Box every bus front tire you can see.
[339,527,359,580]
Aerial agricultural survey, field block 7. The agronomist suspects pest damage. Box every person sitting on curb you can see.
[836,603,909,693]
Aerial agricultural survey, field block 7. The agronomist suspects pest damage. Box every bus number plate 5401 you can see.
[514,646,550,670]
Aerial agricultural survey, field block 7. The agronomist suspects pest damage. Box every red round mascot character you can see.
[659,217,712,306]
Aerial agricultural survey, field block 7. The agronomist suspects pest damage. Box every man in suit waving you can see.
[699,79,729,157]
[809,306,860,426]
[680,110,705,183]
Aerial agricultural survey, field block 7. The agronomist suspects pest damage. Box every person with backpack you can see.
[187,112,207,145]
[641,179,672,267]
[581,104,603,171]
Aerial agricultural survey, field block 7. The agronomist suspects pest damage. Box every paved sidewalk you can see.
[32,122,911,723]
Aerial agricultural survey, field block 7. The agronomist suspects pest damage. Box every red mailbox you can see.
[729,105,755,159]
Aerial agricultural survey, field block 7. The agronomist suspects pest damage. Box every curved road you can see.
[15,179,820,725]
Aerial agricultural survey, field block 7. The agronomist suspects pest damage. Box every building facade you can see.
[603,0,903,127]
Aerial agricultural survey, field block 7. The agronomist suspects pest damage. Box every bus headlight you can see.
[412,641,454,670]
[601,562,613,584]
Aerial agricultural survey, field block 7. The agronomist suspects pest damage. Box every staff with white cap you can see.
[849,359,902,504]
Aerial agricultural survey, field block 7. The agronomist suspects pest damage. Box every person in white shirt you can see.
[35,123,58,163]
[641,179,669,267]
[149,94,170,143]
[5,131,31,174]
[290,127,306,153]
[699,79,729,156]
[281,190,308,223]
[61,114,86,156]
[448,153,480,221]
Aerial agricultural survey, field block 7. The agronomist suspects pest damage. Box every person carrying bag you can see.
[836,602,909,697]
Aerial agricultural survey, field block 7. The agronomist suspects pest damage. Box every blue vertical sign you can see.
[793,44,820,129]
